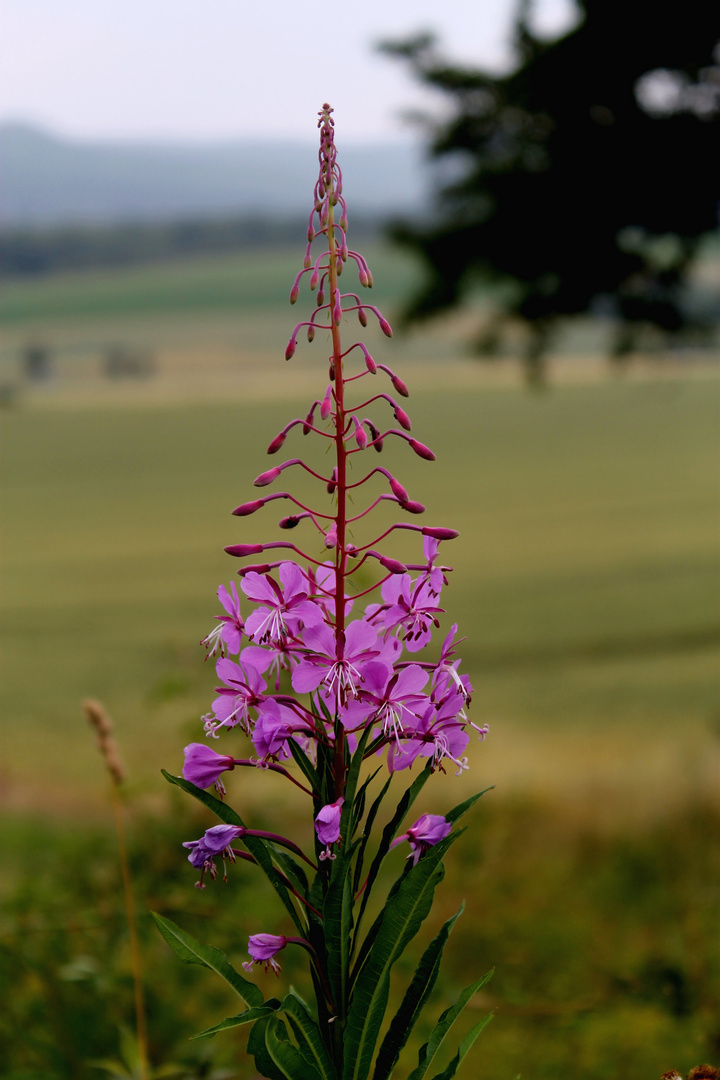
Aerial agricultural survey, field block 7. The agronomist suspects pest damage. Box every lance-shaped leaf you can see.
[265,1014,323,1080]
[342,832,458,1080]
[353,773,393,896]
[405,970,494,1080]
[192,1002,280,1041]
[323,849,355,1018]
[371,904,465,1080]
[248,1014,287,1080]
[352,763,432,955]
[288,738,321,795]
[427,1013,494,1080]
[161,770,305,934]
[151,913,263,1008]
[281,990,338,1080]
[444,787,494,827]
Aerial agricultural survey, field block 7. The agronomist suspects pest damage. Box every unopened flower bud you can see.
[401,500,426,514]
[238,563,271,576]
[317,288,325,306]
[320,386,333,420]
[409,439,436,461]
[358,307,368,327]
[358,268,369,288]
[379,555,407,575]
[389,478,409,502]
[279,516,300,529]
[285,338,296,361]
[232,499,264,517]
[364,352,377,374]
[225,543,265,557]
[394,406,411,431]
[333,298,342,325]
[327,468,338,495]
[289,284,299,304]
[310,268,319,290]
[304,254,312,269]
[307,326,315,343]
[324,522,338,548]
[391,373,409,397]
[422,527,459,540]
[353,418,367,449]
[368,421,383,452]
[307,225,315,242]
[379,317,393,338]
[254,467,281,487]
[267,431,287,454]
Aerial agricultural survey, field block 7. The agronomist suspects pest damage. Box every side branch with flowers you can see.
[153,104,493,1080]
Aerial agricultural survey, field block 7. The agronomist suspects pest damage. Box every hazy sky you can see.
[0,0,578,144]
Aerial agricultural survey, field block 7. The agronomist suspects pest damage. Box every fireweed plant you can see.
[154,104,493,1080]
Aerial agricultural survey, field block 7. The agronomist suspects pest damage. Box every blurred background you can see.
[1,1,718,1077]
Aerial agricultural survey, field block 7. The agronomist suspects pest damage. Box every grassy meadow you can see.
[1,244,719,1078]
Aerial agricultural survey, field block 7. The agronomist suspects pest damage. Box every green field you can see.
[1,247,719,1077]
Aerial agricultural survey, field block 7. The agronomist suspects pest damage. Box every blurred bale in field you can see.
[104,344,155,380]
[22,341,51,380]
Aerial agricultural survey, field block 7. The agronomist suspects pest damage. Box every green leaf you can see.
[406,970,493,1080]
[151,913,263,1007]
[265,1014,323,1080]
[287,738,321,794]
[371,904,465,1080]
[427,1014,493,1080]
[444,787,494,826]
[323,853,355,1018]
[248,1014,287,1080]
[352,773,393,896]
[281,990,338,1080]
[342,832,457,1080]
[353,763,432,955]
[192,1003,280,1041]
[161,771,305,934]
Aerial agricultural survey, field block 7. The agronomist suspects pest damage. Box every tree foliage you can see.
[381,1,720,380]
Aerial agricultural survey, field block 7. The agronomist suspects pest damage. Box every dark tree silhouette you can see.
[381,1,720,382]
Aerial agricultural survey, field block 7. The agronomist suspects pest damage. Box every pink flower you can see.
[380,572,444,653]
[252,699,308,762]
[201,583,244,657]
[241,562,324,645]
[203,658,267,737]
[183,823,245,886]
[292,619,388,709]
[242,933,287,975]
[182,743,235,793]
[391,813,451,866]
[314,797,344,860]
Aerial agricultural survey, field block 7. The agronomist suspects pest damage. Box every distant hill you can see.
[0,124,430,227]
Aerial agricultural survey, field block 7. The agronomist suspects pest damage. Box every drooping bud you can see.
[303,403,317,435]
[285,337,297,361]
[379,555,407,575]
[307,325,315,343]
[225,543,265,557]
[353,418,367,449]
[364,352,377,374]
[409,439,436,461]
[389,478,409,503]
[279,516,300,529]
[267,431,287,455]
[422,527,460,540]
[367,421,383,452]
[327,467,338,495]
[324,522,338,549]
[254,467,281,487]
[320,386,333,420]
[394,406,411,431]
[232,499,264,517]
[400,500,426,514]
[289,283,299,305]
[391,373,409,397]
[310,268,320,290]
[378,316,393,338]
